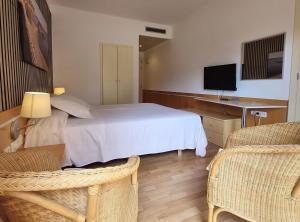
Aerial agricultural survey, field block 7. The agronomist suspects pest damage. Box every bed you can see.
[25,99,207,167]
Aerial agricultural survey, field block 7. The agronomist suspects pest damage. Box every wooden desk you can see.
[194,97,287,128]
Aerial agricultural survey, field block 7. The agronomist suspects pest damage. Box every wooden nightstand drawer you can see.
[19,144,65,165]
[203,117,224,134]
[205,129,224,147]
[204,117,241,147]
[180,108,241,147]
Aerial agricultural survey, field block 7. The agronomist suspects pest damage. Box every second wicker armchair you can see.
[207,122,300,222]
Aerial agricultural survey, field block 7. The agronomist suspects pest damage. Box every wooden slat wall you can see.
[0,0,52,112]
[243,33,285,80]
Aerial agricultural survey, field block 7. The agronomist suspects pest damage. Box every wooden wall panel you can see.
[143,90,288,127]
[0,0,52,112]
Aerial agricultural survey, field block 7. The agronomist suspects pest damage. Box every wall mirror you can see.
[241,33,285,80]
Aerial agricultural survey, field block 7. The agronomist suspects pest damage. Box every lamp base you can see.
[10,119,20,141]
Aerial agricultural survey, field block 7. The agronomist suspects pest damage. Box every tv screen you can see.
[204,64,237,91]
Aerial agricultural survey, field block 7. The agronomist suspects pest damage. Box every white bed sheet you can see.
[63,103,207,167]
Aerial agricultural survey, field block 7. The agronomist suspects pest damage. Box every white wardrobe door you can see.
[102,44,118,105]
[117,45,133,104]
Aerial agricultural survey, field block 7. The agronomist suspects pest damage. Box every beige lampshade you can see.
[54,87,65,95]
[20,92,51,118]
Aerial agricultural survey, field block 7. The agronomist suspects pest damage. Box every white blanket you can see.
[25,109,69,148]
[63,103,207,167]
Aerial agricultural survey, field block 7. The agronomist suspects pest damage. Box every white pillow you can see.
[4,135,24,153]
[51,95,92,119]
[60,95,90,108]
[25,109,69,148]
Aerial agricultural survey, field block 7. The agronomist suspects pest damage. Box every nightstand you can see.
[19,144,65,165]
[182,108,241,147]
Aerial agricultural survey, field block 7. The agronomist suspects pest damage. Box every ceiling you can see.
[47,0,206,25]
[139,35,167,52]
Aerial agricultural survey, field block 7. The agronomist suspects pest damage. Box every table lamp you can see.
[54,87,65,96]
[11,92,51,140]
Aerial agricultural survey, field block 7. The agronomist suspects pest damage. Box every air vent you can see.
[145,26,166,34]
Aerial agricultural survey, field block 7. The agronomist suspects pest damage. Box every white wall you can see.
[143,0,295,100]
[49,4,172,104]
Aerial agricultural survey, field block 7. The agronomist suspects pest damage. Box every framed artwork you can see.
[19,0,49,71]
[241,33,285,80]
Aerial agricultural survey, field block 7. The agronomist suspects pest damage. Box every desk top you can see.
[194,97,288,109]
[182,108,241,120]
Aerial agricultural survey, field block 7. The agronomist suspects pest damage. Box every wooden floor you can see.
[138,143,246,222]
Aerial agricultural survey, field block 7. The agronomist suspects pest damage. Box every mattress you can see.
[63,103,208,167]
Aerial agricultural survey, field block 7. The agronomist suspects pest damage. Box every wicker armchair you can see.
[0,150,140,222]
[207,122,300,222]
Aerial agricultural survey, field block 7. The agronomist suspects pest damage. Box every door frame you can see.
[288,0,300,121]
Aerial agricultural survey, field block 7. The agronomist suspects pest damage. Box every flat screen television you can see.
[204,64,237,91]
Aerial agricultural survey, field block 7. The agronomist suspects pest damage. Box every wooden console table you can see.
[194,97,288,128]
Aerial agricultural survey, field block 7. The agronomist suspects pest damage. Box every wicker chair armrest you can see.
[0,150,61,172]
[292,179,300,198]
[208,145,300,199]
[0,157,140,192]
[225,122,300,148]
[210,145,300,176]
[5,191,85,222]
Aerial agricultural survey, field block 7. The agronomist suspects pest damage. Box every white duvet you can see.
[63,104,207,166]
